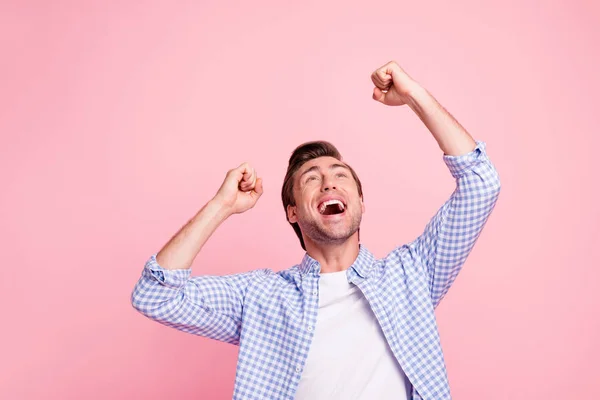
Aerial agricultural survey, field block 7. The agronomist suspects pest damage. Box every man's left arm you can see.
[371,60,477,156]
[372,61,502,307]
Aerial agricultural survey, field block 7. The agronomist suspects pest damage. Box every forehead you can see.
[298,156,347,173]
[293,157,351,187]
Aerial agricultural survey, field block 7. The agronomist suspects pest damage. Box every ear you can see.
[287,204,298,223]
[360,196,365,213]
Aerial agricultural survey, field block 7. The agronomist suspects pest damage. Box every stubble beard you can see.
[298,210,362,246]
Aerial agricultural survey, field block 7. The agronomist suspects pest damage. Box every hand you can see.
[371,61,420,106]
[213,162,264,215]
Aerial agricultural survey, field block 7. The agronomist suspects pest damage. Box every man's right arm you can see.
[131,162,264,345]
[155,162,263,271]
[154,198,234,271]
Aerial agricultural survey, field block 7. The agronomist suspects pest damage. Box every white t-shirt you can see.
[295,269,412,400]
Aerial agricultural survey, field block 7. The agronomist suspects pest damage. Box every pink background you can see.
[2,1,599,399]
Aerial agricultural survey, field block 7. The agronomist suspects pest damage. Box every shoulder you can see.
[243,265,304,307]
[245,264,301,287]
[365,243,417,278]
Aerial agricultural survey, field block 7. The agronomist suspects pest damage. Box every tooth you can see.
[319,199,345,214]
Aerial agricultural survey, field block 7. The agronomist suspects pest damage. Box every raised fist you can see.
[213,162,264,215]
[371,60,419,107]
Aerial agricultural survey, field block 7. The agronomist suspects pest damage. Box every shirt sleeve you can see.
[131,253,265,345]
[405,140,501,308]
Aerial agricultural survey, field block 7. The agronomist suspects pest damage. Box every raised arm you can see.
[155,162,263,270]
[404,142,500,307]
[371,60,476,157]
[131,162,265,344]
[372,61,501,307]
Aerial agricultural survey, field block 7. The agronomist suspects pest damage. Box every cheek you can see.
[298,187,313,204]
[349,192,363,209]
[343,183,360,197]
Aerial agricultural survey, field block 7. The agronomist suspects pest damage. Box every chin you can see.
[321,226,359,241]
[298,214,361,244]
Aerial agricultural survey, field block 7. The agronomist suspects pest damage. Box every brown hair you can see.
[281,141,363,250]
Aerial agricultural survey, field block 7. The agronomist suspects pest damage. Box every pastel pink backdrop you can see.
[1,1,598,399]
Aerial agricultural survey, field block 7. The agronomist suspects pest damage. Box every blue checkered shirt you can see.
[131,140,501,399]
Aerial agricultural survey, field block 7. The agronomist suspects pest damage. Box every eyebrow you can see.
[299,163,350,180]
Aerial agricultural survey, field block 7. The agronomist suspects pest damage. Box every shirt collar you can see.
[299,244,375,279]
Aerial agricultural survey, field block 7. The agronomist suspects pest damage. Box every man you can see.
[131,61,501,400]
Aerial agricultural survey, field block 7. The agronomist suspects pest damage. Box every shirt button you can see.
[312,290,318,296]
[307,325,313,332]
[295,366,302,373]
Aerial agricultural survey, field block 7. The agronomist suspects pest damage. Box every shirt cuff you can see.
[144,253,192,288]
[443,140,489,179]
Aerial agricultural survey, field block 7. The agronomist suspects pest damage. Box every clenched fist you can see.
[371,61,420,106]
[213,162,264,215]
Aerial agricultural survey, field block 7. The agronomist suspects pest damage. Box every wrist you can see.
[404,83,430,114]
[206,196,235,220]
[404,81,426,101]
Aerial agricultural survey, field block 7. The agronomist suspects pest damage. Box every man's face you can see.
[287,156,365,246]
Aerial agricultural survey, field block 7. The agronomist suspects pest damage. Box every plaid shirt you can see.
[131,140,501,399]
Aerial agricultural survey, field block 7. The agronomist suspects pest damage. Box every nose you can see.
[322,180,336,192]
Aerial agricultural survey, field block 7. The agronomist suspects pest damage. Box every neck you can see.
[304,234,360,273]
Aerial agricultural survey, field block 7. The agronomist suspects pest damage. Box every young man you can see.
[131,61,501,400]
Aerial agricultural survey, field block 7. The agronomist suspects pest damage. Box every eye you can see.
[336,173,348,178]
[306,176,319,182]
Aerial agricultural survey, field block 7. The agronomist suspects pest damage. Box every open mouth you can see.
[318,199,346,216]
